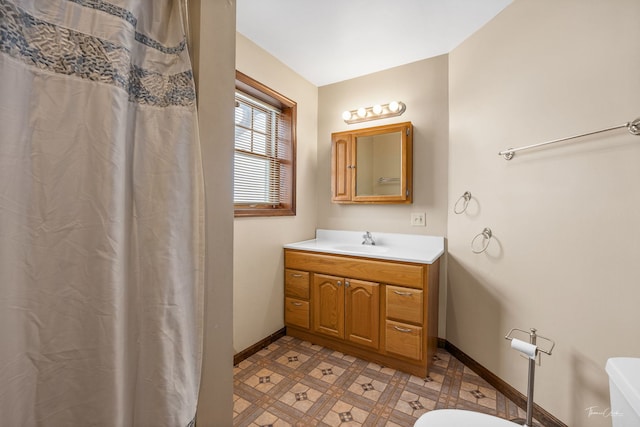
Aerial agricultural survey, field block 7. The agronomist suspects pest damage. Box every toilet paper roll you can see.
[511,338,537,359]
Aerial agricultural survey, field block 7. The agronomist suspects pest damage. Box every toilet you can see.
[414,409,519,426]
[415,357,640,427]
[606,357,640,427]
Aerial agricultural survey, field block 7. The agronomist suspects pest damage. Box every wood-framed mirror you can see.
[331,122,413,204]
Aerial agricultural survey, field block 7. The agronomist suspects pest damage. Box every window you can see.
[234,71,296,217]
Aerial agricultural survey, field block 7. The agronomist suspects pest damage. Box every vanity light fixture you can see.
[342,101,406,124]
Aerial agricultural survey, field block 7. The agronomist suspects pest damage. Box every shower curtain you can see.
[0,1,204,426]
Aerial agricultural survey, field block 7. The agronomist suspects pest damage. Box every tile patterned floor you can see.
[233,336,533,426]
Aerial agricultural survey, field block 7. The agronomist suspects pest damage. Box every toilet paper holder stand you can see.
[504,328,555,427]
[505,327,555,356]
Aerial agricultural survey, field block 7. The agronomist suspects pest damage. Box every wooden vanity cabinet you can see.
[284,248,440,377]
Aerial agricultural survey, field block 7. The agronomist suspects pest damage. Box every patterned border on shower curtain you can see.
[0,0,195,107]
[67,0,188,55]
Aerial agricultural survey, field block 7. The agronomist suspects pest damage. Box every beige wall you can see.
[317,57,450,235]
[317,56,450,335]
[448,0,640,425]
[233,34,319,353]
[189,0,235,425]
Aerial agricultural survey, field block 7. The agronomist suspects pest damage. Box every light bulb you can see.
[357,107,367,118]
[372,104,383,115]
[342,110,352,121]
[388,101,400,113]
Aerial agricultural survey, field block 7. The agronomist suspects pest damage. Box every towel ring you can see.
[454,191,472,214]
[471,228,492,254]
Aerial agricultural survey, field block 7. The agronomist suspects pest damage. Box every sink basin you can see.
[333,244,389,254]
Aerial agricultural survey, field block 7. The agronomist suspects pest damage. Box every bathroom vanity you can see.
[283,230,443,377]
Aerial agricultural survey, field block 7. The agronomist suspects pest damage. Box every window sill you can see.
[234,207,295,218]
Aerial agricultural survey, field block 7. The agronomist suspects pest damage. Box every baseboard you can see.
[233,327,286,366]
[443,339,567,427]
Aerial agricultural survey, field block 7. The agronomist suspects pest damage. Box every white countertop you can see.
[284,229,444,264]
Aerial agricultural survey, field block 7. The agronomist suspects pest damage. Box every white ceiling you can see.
[236,0,513,87]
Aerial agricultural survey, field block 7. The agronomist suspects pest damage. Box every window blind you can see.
[234,91,289,206]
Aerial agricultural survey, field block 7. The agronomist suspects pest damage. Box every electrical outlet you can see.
[410,212,426,227]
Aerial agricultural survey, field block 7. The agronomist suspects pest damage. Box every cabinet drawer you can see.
[285,297,310,329]
[385,320,422,361]
[285,269,310,299]
[386,286,423,324]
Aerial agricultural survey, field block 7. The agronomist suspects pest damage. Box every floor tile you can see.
[233,336,541,426]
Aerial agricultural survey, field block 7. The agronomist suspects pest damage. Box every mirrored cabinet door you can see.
[331,122,413,204]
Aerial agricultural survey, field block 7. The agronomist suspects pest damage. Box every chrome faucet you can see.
[362,231,376,246]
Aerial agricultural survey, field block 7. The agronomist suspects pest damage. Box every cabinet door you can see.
[313,274,344,339]
[331,134,352,202]
[345,279,380,349]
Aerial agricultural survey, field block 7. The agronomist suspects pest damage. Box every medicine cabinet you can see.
[331,122,413,204]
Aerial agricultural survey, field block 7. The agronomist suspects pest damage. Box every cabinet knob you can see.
[337,281,342,286]
[345,280,350,288]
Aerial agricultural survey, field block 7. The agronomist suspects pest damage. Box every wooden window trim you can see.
[234,71,297,217]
